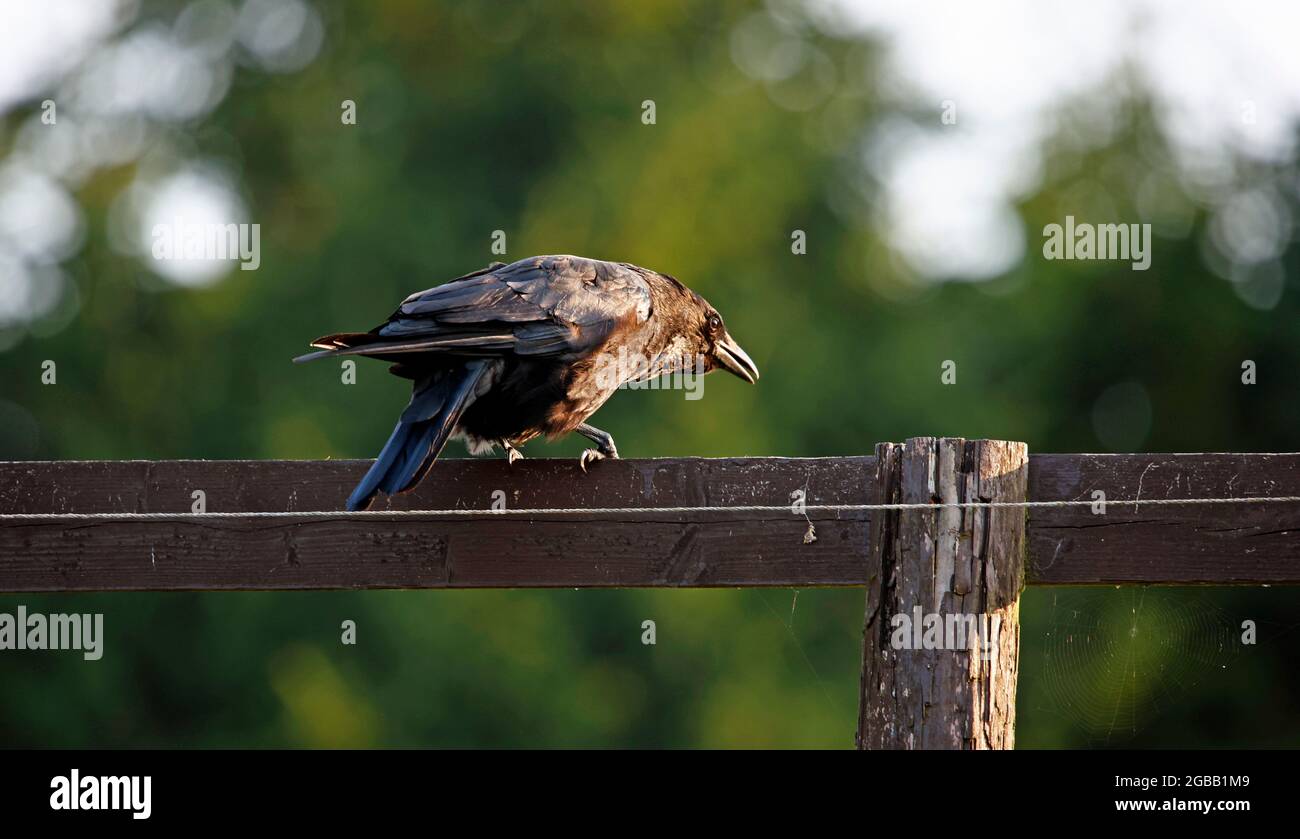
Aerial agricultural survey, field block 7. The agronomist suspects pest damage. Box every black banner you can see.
[0,749,1282,825]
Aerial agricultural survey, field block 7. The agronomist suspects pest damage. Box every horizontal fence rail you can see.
[1,454,1298,591]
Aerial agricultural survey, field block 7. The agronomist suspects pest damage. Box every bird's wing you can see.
[294,256,652,363]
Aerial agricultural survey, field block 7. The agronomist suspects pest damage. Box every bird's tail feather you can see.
[346,420,422,511]
[345,361,488,511]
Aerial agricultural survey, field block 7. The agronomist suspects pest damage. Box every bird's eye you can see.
[707,315,721,333]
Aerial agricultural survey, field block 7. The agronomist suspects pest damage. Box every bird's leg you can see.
[576,423,619,472]
[501,439,524,466]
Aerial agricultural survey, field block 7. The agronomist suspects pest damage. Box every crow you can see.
[294,254,759,511]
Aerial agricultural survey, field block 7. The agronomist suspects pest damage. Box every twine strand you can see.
[2,495,1299,521]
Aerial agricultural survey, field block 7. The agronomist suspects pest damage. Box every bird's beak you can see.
[714,333,759,384]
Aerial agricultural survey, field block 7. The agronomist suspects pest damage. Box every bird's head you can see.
[689,294,760,385]
[643,270,759,385]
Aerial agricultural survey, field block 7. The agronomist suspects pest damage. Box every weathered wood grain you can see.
[857,438,1026,750]
[0,454,1296,591]
[0,457,870,591]
[1028,453,1300,584]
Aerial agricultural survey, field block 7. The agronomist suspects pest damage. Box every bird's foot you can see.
[575,423,618,472]
[502,441,524,466]
[579,448,616,472]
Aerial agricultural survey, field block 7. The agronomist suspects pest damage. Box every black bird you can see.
[294,254,759,511]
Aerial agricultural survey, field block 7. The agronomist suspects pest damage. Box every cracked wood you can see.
[857,438,1027,750]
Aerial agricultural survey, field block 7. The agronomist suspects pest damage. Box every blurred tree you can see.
[1,0,1297,747]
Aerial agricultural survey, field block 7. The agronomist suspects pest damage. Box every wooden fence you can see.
[2,439,1298,747]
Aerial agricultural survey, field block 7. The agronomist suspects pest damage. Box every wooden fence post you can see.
[857,437,1028,750]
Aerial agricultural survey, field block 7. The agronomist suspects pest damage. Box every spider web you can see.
[1027,587,1242,744]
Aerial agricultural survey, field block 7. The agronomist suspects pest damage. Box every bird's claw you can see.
[579,448,610,472]
[502,442,524,465]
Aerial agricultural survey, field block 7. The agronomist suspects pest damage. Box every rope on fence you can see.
[3,495,1300,520]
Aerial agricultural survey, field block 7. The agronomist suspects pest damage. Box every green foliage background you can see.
[2,1,1298,747]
